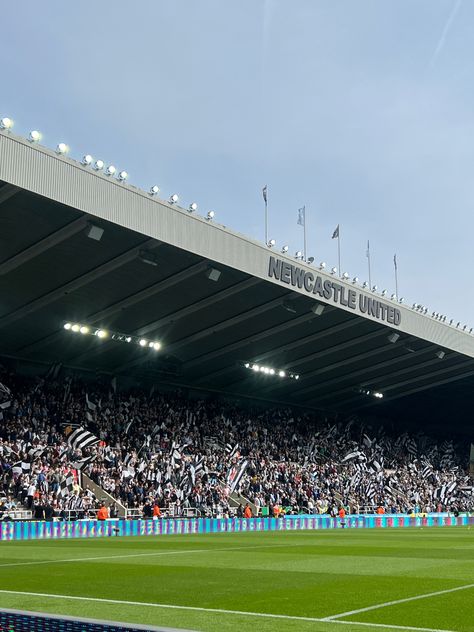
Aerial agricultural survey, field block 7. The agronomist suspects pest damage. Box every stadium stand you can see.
[0,368,472,522]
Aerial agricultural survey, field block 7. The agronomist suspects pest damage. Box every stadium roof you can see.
[1,129,474,427]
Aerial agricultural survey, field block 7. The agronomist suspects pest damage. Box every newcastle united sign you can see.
[268,256,401,326]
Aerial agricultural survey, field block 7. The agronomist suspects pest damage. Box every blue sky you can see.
[2,0,473,324]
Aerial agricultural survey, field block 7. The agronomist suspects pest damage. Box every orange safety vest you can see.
[244,506,252,518]
[97,506,108,520]
[338,508,346,519]
[153,505,161,517]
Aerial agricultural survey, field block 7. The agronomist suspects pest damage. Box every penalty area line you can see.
[323,582,474,620]
[0,590,458,632]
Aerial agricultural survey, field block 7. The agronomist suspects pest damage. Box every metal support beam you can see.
[0,183,20,206]
[2,238,159,332]
[0,216,89,275]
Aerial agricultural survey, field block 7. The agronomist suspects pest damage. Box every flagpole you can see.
[303,205,307,261]
[338,231,341,276]
[367,241,372,289]
[394,254,399,299]
[264,198,268,245]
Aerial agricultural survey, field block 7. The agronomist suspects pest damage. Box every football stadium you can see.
[0,119,473,632]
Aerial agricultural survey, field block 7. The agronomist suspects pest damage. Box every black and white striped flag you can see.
[230,459,248,493]
[58,474,75,497]
[66,427,100,451]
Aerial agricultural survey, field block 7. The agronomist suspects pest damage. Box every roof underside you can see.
[1,180,474,429]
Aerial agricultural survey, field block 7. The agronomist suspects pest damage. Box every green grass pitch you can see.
[0,527,473,631]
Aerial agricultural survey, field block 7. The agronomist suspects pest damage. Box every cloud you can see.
[429,0,462,67]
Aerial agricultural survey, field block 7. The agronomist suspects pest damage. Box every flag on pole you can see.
[297,206,305,226]
[262,185,267,204]
[332,225,339,239]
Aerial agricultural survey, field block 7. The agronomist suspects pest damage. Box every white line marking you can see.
[323,583,474,620]
[0,542,295,569]
[0,590,458,632]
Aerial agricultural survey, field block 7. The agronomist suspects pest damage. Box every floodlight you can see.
[330,267,337,275]
[381,289,387,297]
[436,350,446,359]
[267,239,276,247]
[281,245,289,253]
[295,251,303,259]
[79,326,89,334]
[311,304,325,316]
[71,324,80,333]
[207,211,215,220]
[362,281,368,289]
[150,185,160,195]
[294,374,299,380]
[64,323,72,330]
[125,337,132,343]
[372,285,378,292]
[279,370,285,377]
[352,277,359,284]
[387,332,400,344]
[269,368,275,375]
[0,117,13,130]
[56,143,68,154]
[391,293,396,300]
[29,130,41,142]
[374,392,383,399]
[189,202,198,212]
[319,262,326,269]
[96,329,108,338]
[82,155,93,166]
[139,339,147,347]
[244,362,250,368]
[94,159,104,171]
[118,171,128,181]
[87,225,104,242]
[169,194,179,204]
[307,257,315,264]
[252,364,259,371]
[152,342,162,351]
[105,165,116,176]
[449,319,453,325]
[398,297,404,303]
[206,267,221,282]
[342,272,349,280]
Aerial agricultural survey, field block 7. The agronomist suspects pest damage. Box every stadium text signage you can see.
[268,256,401,326]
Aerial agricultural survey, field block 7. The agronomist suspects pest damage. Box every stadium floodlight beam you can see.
[150,185,160,195]
[28,130,41,143]
[189,202,198,212]
[267,239,276,248]
[56,143,68,154]
[207,211,215,220]
[82,154,93,166]
[169,194,179,204]
[105,165,116,176]
[94,159,104,171]
[118,171,128,181]
[0,117,13,130]
[281,245,289,253]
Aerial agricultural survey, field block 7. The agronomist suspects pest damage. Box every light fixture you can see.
[381,289,387,297]
[125,337,132,343]
[0,117,13,130]
[206,267,221,282]
[105,165,116,176]
[331,267,337,275]
[82,155,93,166]
[362,281,368,289]
[373,392,383,399]
[139,339,147,347]
[86,225,104,242]
[118,171,128,181]
[189,202,198,212]
[71,324,80,333]
[342,272,349,280]
[207,211,215,220]
[94,159,104,170]
[372,285,378,292]
[64,323,72,330]
[311,304,325,316]
[252,364,259,371]
[244,362,250,368]
[449,319,454,325]
[398,297,404,303]
[169,194,179,204]
[96,329,108,338]
[319,262,326,270]
[267,239,276,248]
[353,277,359,284]
[307,257,315,264]
[80,326,89,334]
[295,251,303,259]
[29,130,41,143]
[391,293,396,300]
[436,350,446,359]
[387,332,400,344]
[150,185,160,195]
[152,342,161,351]
[278,370,285,377]
[281,245,289,253]
[56,143,68,154]
[244,363,298,380]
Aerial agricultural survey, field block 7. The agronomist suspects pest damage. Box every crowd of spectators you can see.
[0,368,472,521]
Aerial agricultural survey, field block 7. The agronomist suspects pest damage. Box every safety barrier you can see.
[1,513,472,541]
